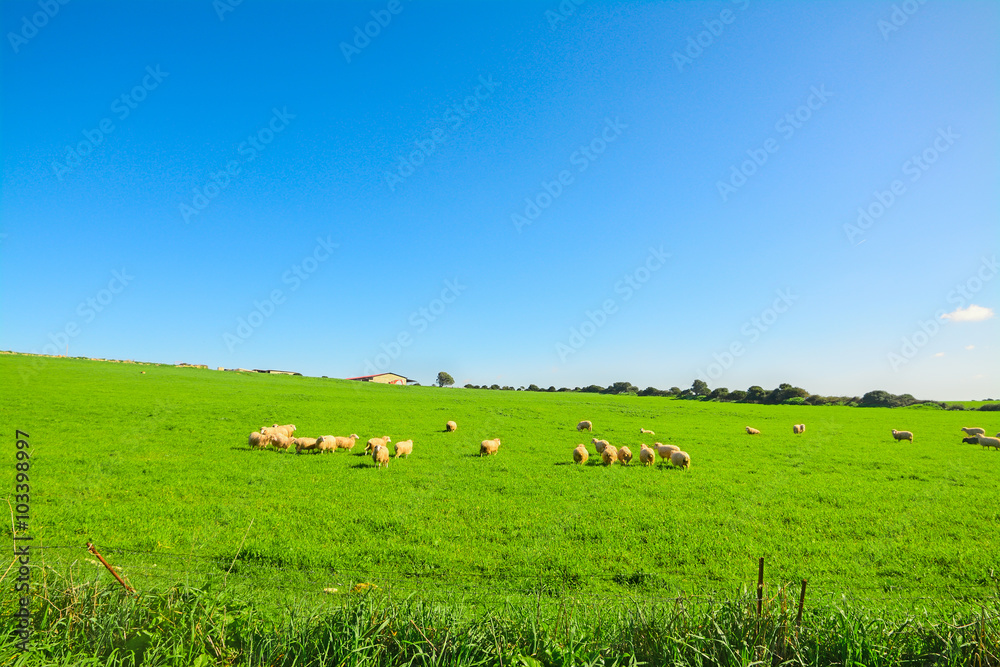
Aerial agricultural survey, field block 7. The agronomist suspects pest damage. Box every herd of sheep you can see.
[246,419,999,470]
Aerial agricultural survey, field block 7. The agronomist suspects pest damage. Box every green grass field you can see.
[4,352,999,612]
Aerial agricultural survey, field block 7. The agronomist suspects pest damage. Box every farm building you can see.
[346,372,415,385]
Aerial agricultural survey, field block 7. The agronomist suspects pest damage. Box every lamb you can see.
[670,450,691,469]
[891,430,913,442]
[316,436,338,453]
[394,439,413,458]
[271,434,294,451]
[601,444,618,466]
[577,420,593,431]
[639,446,655,466]
[792,424,805,434]
[654,443,679,461]
[572,445,588,464]
[366,436,392,453]
[446,421,458,432]
[976,436,1000,450]
[334,434,360,450]
[617,446,632,465]
[248,431,271,449]
[592,438,609,454]
[960,427,986,437]
[371,444,389,468]
[294,437,319,454]
[479,438,501,456]
[962,437,979,445]
[640,428,655,435]
[746,427,760,435]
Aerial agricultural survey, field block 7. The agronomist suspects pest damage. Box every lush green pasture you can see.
[3,354,1000,609]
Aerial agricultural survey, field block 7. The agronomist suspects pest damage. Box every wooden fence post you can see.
[796,579,808,631]
[756,557,764,616]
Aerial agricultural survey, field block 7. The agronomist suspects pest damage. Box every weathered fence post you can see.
[796,579,808,631]
[756,557,764,617]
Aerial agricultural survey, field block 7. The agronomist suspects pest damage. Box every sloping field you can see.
[3,354,999,609]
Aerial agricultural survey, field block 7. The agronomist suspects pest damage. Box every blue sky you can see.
[1,0,997,399]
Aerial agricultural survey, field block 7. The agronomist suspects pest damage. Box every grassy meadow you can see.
[3,353,1000,664]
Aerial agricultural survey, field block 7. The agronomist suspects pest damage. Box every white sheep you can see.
[248,431,271,449]
[592,438,609,454]
[617,446,632,465]
[446,421,458,432]
[976,436,1000,450]
[639,446,655,466]
[272,424,297,438]
[601,444,618,466]
[746,427,760,435]
[577,420,593,431]
[316,436,338,453]
[654,443,679,461]
[294,437,319,454]
[271,434,294,451]
[366,436,391,453]
[961,427,986,437]
[372,444,389,468]
[572,445,588,464]
[334,434,360,450]
[670,450,691,469]
[479,438,501,456]
[640,428,655,435]
[792,424,804,434]
[394,439,413,458]
[891,429,913,442]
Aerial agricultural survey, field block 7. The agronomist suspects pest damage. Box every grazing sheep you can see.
[891,430,913,442]
[962,437,979,445]
[248,431,270,449]
[260,426,281,438]
[572,445,588,464]
[976,436,1000,450]
[640,428,655,435]
[617,446,632,465]
[961,427,986,437]
[372,444,389,468]
[366,436,392,453]
[592,438,609,454]
[294,437,319,454]
[746,427,760,435]
[577,420,593,431]
[334,434,361,450]
[670,450,691,469]
[792,424,805,434]
[654,443,679,461]
[639,446,656,466]
[446,421,458,432]
[479,438,501,456]
[316,436,338,453]
[602,445,618,466]
[272,424,297,438]
[271,434,294,451]
[394,439,413,458]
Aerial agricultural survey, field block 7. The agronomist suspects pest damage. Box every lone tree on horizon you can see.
[436,371,455,387]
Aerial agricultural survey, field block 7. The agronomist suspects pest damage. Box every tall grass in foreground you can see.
[2,579,998,666]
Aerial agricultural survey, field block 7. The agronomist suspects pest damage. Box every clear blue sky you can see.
[2,0,997,399]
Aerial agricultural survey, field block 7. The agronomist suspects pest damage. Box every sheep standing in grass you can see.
[334,434,360,450]
[891,430,913,442]
[366,436,391,453]
[394,440,413,458]
[446,421,458,432]
[670,450,691,469]
[294,437,319,454]
[480,438,501,456]
[372,444,389,468]
[746,427,760,435]
[272,424,297,438]
[654,443,679,462]
[792,424,804,434]
[248,431,271,449]
[602,445,618,466]
[316,436,338,453]
[271,434,294,451]
[577,420,593,431]
[961,427,986,437]
[573,445,589,464]
[617,446,632,465]
[976,436,1000,450]
[592,438,609,454]
[640,428,655,435]
[639,445,655,466]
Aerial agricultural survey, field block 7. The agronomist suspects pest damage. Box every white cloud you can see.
[941,304,995,322]
[965,345,975,350]
[933,352,945,357]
